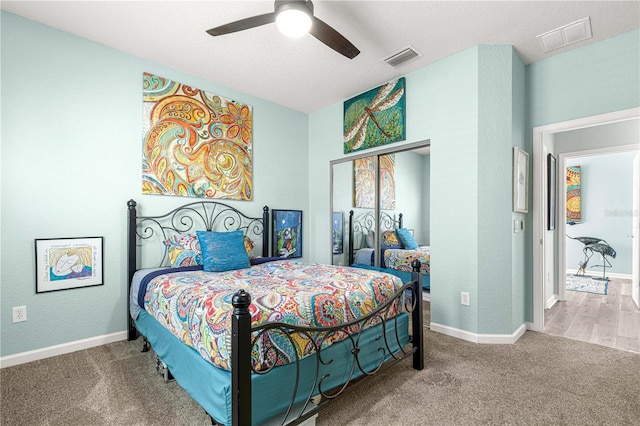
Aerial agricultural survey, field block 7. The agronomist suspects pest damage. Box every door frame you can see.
[531,107,640,332]
[633,152,640,309]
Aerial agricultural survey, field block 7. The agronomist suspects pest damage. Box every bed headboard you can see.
[126,199,269,339]
[347,210,403,265]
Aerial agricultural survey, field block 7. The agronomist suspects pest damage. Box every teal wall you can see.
[477,46,526,334]
[0,12,308,357]
[511,48,528,331]
[422,48,481,333]
[528,30,639,128]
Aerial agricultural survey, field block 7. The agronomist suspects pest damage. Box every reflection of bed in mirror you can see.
[348,210,430,290]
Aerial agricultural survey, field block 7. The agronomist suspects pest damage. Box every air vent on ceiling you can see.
[537,17,593,53]
[383,46,422,67]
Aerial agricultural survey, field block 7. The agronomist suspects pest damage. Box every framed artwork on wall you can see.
[343,77,406,154]
[141,72,253,200]
[35,237,104,293]
[566,165,582,224]
[272,210,302,258]
[547,154,557,230]
[513,147,529,213]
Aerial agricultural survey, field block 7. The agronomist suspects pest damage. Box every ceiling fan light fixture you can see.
[276,3,312,38]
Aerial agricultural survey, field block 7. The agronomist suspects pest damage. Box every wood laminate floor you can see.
[544,275,640,353]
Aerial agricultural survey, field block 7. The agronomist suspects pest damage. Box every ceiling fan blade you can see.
[206,13,276,36]
[309,17,360,59]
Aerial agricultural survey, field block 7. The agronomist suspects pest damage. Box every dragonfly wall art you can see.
[343,77,406,154]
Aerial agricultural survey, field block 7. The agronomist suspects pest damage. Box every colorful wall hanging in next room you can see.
[343,78,406,154]
[142,73,253,200]
[566,165,582,223]
[353,155,396,210]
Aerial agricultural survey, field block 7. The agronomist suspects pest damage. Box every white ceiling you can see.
[3,1,639,113]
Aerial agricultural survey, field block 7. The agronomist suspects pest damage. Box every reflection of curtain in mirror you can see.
[566,165,581,223]
[353,155,395,209]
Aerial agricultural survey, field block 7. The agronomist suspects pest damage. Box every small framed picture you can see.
[513,147,529,213]
[272,210,302,258]
[35,237,104,293]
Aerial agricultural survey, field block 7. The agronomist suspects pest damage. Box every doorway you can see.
[532,107,640,334]
[545,146,639,352]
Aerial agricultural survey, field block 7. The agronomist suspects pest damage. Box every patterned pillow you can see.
[196,230,250,272]
[396,228,418,250]
[164,234,202,267]
[382,230,400,247]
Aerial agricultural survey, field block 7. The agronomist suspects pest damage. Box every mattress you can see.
[132,260,405,371]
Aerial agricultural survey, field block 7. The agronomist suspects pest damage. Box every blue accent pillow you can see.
[196,230,250,272]
[396,228,418,250]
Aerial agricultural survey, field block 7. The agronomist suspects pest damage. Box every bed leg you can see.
[208,414,223,425]
[142,337,150,353]
[231,290,252,426]
[411,260,424,371]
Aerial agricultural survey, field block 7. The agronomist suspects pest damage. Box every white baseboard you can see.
[566,269,632,280]
[0,331,127,369]
[546,294,558,309]
[430,322,526,344]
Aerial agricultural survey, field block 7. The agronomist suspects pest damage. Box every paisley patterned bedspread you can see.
[384,246,430,275]
[143,260,404,371]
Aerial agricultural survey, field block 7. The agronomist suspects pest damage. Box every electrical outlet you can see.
[12,306,27,323]
[461,292,470,306]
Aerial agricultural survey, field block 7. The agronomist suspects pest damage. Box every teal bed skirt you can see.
[135,310,409,425]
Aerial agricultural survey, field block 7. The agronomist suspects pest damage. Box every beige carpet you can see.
[2,315,639,425]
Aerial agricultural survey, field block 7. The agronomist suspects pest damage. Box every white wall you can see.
[565,150,638,276]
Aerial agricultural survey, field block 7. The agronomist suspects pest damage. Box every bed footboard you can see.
[231,263,423,425]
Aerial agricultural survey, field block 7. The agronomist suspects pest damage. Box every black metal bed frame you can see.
[127,200,424,426]
[347,210,403,266]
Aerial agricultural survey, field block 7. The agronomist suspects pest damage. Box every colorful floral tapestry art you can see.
[354,155,396,209]
[142,73,253,200]
[566,165,581,223]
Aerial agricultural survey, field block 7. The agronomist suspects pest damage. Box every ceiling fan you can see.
[206,0,360,59]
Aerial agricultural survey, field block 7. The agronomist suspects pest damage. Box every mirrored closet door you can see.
[330,140,430,267]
